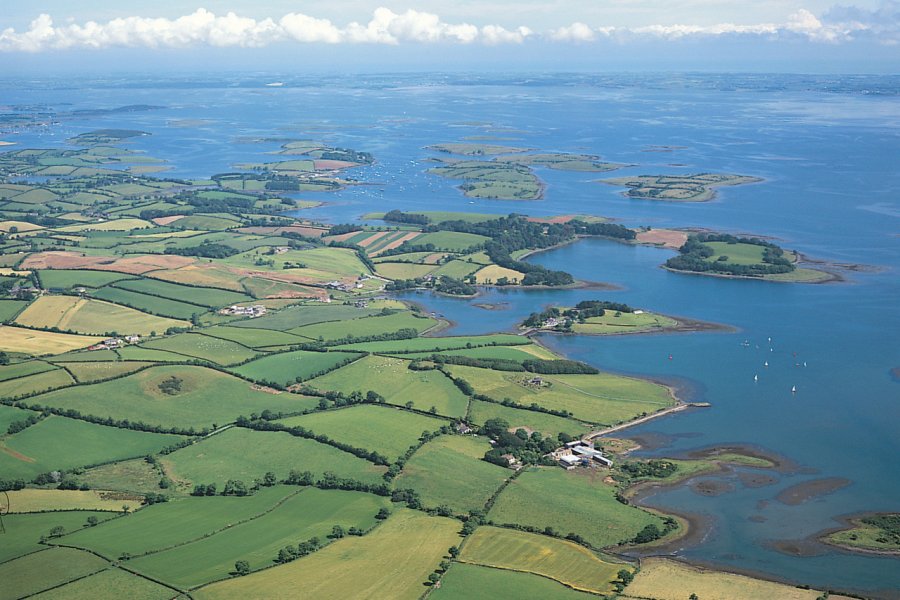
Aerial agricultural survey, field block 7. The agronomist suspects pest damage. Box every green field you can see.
[0,416,183,479]
[288,311,437,341]
[704,241,768,265]
[447,365,673,425]
[489,467,664,548]
[431,259,482,279]
[394,435,508,513]
[572,310,678,335]
[91,285,207,320]
[228,304,382,331]
[277,405,447,461]
[0,367,74,398]
[431,563,596,600]
[112,278,253,307]
[27,365,318,429]
[0,403,39,432]
[15,295,189,334]
[198,325,308,348]
[306,355,469,417]
[164,427,387,487]
[0,547,110,599]
[0,299,28,322]
[128,488,390,587]
[231,350,363,386]
[78,457,166,495]
[193,509,461,600]
[29,567,178,600]
[63,360,151,383]
[0,511,116,563]
[0,359,57,382]
[140,332,259,365]
[460,526,624,595]
[414,231,490,251]
[63,485,292,558]
[375,262,436,280]
[37,269,136,289]
[402,344,556,362]
[114,346,187,362]
[333,334,528,354]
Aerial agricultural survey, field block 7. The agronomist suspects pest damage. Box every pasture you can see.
[488,467,664,549]
[15,295,189,335]
[193,509,461,600]
[113,277,253,307]
[27,365,319,429]
[393,435,508,513]
[414,231,490,251]
[474,264,524,284]
[37,269,135,289]
[333,333,528,354]
[63,360,151,383]
[0,416,183,480]
[573,310,678,335]
[0,403,38,432]
[0,325,100,355]
[288,311,438,341]
[404,343,556,362]
[0,547,109,600]
[91,285,205,320]
[0,511,115,563]
[305,355,469,417]
[447,365,673,425]
[199,325,308,348]
[460,526,624,595]
[277,405,447,461]
[0,359,57,382]
[0,299,28,322]
[128,488,390,588]
[375,262,436,280]
[231,350,363,386]
[63,486,292,558]
[228,303,382,331]
[141,332,259,365]
[29,568,177,600]
[0,368,74,399]
[78,458,166,496]
[432,563,595,600]
[163,427,387,487]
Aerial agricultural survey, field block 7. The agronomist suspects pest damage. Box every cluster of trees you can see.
[480,418,560,467]
[382,210,429,225]
[276,536,322,564]
[630,518,677,544]
[666,233,794,276]
[434,275,476,296]
[0,478,26,492]
[320,148,373,164]
[7,412,41,434]
[523,300,637,329]
[327,224,362,236]
[861,514,900,546]
[618,459,678,480]
[427,353,597,376]
[156,375,183,396]
[165,242,238,259]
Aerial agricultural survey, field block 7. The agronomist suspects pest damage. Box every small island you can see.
[601,173,762,202]
[822,513,900,555]
[520,300,721,335]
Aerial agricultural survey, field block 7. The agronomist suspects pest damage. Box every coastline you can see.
[815,512,900,558]
[524,314,736,338]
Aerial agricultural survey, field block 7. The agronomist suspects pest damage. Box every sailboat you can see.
[791,386,797,393]
[754,374,758,382]
[764,361,768,367]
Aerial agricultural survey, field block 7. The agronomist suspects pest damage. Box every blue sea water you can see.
[2,73,898,596]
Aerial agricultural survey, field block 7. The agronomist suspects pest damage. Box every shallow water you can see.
[2,72,898,595]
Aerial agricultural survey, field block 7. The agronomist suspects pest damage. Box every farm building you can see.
[551,440,613,470]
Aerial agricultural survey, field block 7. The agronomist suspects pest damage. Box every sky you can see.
[0,1,897,73]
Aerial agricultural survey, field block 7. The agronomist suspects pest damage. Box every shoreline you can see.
[815,512,900,558]
[523,313,736,339]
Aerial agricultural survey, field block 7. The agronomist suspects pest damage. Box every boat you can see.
[754,374,758,382]
[791,385,797,393]
[764,361,768,367]
[266,82,285,87]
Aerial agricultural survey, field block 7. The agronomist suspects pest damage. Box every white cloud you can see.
[0,4,896,52]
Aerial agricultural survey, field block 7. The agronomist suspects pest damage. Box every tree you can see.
[49,525,66,538]
[262,471,277,487]
[448,546,459,558]
[85,516,99,527]
[427,572,441,585]
[234,560,251,576]
[329,525,346,539]
[690,594,699,600]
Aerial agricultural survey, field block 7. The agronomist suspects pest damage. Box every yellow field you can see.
[623,558,851,600]
[194,509,461,600]
[57,218,153,232]
[15,296,189,335]
[474,264,525,284]
[7,489,143,513]
[0,220,44,233]
[460,526,624,595]
[0,325,100,355]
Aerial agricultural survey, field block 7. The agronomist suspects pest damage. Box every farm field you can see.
[163,427,387,487]
[0,511,116,563]
[26,365,318,429]
[431,563,596,600]
[488,467,665,549]
[375,261,436,280]
[15,295,189,334]
[141,332,259,365]
[393,434,508,513]
[0,403,37,431]
[0,324,100,354]
[474,264,524,283]
[414,231,490,251]
[402,343,557,362]
[0,299,28,321]
[193,509,461,600]
[78,457,165,495]
[91,285,206,319]
[37,269,136,289]
[0,365,73,399]
[572,310,679,335]
[62,360,151,383]
[333,333,528,354]
[6,489,143,513]
[231,349,362,386]
[0,358,57,382]
[277,405,447,461]
[447,364,673,425]
[62,485,292,558]
[0,547,109,600]
[622,558,841,600]
[128,488,390,588]
[305,355,469,417]
[0,416,183,480]
[29,567,178,600]
[112,277,253,307]
[288,310,438,340]
[228,303,381,331]
[198,325,308,348]
[460,526,624,595]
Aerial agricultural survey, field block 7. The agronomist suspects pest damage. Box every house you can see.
[220,304,267,318]
[455,422,472,435]
[124,334,141,344]
[527,376,544,386]
[500,453,520,468]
